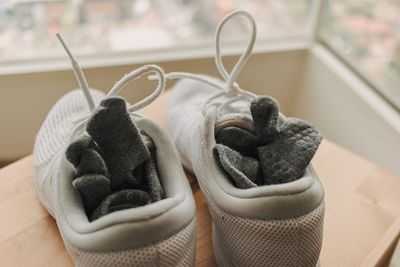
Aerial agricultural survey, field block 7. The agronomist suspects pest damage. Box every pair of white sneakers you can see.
[33,11,324,267]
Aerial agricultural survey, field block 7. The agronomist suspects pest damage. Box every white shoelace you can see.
[149,10,258,116]
[58,9,258,139]
[56,33,166,140]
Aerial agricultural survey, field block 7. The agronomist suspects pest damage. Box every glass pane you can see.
[0,0,313,61]
[319,0,400,110]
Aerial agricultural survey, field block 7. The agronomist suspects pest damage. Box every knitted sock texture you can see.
[66,96,164,221]
[214,96,323,189]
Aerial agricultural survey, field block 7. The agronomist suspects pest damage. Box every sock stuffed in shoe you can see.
[214,96,322,188]
[66,96,164,221]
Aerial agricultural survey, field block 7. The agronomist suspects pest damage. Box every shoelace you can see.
[56,33,166,140]
[149,10,258,116]
[59,9,257,137]
[38,36,166,198]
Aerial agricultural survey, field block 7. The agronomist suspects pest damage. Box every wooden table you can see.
[1,92,400,267]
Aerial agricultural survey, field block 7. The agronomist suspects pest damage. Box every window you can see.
[319,0,400,110]
[2,1,398,110]
[0,0,312,61]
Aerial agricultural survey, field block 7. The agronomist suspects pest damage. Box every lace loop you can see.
[57,33,166,139]
[106,64,165,113]
[149,10,258,116]
[215,10,256,93]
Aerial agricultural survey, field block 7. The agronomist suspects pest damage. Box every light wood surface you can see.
[0,92,399,267]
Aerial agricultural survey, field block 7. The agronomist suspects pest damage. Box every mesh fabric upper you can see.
[211,201,324,266]
[167,79,325,266]
[65,218,196,267]
[33,89,105,214]
[33,89,197,267]
[195,126,324,267]
[34,89,105,169]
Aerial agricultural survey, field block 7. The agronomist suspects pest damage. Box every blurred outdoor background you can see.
[0,0,399,109]
[0,0,312,59]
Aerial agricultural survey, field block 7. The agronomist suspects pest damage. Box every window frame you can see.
[0,0,398,114]
[0,0,319,75]
[313,0,400,113]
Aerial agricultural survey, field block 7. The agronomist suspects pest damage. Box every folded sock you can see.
[216,126,259,157]
[250,96,279,144]
[214,96,322,189]
[72,174,111,215]
[66,135,108,177]
[66,96,164,221]
[214,144,259,189]
[66,135,111,214]
[87,97,150,190]
[258,117,322,184]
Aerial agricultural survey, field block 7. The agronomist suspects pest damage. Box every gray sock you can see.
[72,174,111,216]
[258,118,322,184]
[87,97,150,190]
[66,135,108,177]
[66,96,165,221]
[214,144,259,189]
[66,135,111,215]
[144,152,164,202]
[250,96,279,144]
[214,96,322,188]
[216,126,259,157]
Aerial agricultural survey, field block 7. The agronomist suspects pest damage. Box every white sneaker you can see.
[164,11,324,266]
[33,35,196,267]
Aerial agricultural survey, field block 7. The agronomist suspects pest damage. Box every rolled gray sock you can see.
[250,96,279,144]
[66,135,107,176]
[76,148,108,177]
[87,97,150,190]
[66,135,111,216]
[214,144,259,189]
[72,174,111,216]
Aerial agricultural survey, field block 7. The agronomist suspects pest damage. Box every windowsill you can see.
[0,37,309,76]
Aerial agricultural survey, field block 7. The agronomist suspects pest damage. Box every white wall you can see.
[291,45,400,174]
[0,49,306,161]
